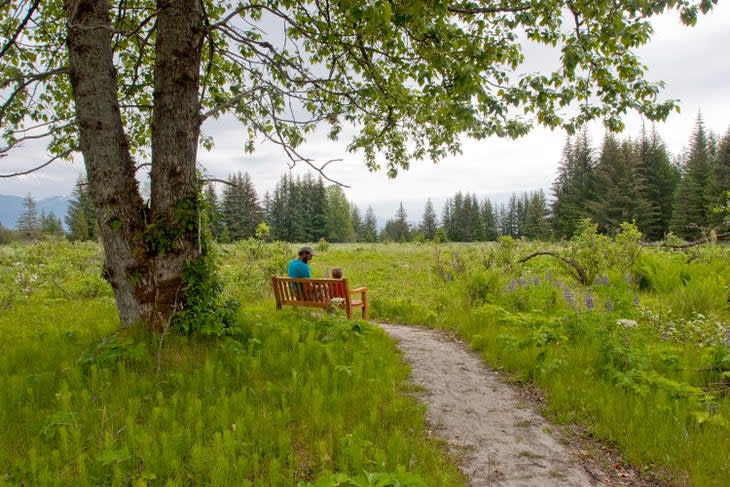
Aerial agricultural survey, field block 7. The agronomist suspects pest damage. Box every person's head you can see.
[297,246,315,263]
[331,267,343,279]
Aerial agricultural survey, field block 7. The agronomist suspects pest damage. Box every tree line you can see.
[553,115,729,241]
[4,116,728,246]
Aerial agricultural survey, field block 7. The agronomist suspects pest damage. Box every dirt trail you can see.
[379,322,604,487]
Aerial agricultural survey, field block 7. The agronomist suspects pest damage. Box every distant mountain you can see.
[0,194,70,229]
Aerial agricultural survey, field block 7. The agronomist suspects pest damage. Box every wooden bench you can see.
[271,276,368,320]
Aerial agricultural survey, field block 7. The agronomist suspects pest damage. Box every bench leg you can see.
[362,293,368,320]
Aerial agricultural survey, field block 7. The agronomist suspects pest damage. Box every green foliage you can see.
[65,175,97,242]
[306,241,729,486]
[316,237,330,253]
[0,243,463,486]
[3,238,730,486]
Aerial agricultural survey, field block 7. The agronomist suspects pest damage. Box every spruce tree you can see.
[304,176,327,241]
[551,130,595,238]
[671,115,714,239]
[350,204,363,242]
[523,190,551,240]
[450,192,465,241]
[203,183,224,241]
[420,198,438,240]
[362,206,378,243]
[222,172,263,241]
[65,175,97,241]
[441,199,453,240]
[17,193,40,240]
[389,202,411,242]
[636,126,679,240]
[481,199,499,241]
[588,134,652,234]
[324,185,354,242]
[710,128,730,226]
[40,211,64,237]
[502,194,519,238]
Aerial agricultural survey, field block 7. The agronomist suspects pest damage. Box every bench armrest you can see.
[350,287,367,294]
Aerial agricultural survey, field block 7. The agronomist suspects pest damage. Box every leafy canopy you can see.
[0,0,718,177]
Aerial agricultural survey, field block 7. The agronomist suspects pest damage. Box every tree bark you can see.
[65,0,205,331]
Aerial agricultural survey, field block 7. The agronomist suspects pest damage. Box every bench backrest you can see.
[272,276,351,308]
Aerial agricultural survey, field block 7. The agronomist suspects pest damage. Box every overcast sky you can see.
[2,4,729,222]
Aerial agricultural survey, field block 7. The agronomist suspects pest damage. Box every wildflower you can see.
[584,294,594,312]
[616,319,638,328]
[534,275,540,286]
[563,288,575,305]
[633,296,639,306]
[509,278,516,290]
[724,328,730,348]
[603,275,609,286]
[545,271,552,282]
[605,298,614,312]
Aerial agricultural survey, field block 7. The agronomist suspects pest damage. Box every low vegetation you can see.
[1,228,729,486]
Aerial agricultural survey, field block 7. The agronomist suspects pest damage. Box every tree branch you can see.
[0,148,74,178]
[448,4,531,15]
[0,0,40,60]
[517,250,589,285]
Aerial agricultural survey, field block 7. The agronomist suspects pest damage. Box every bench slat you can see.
[272,276,368,320]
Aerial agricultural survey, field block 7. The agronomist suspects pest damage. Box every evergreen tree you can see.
[40,211,64,237]
[203,183,224,241]
[388,202,411,242]
[523,190,551,240]
[221,172,263,240]
[350,204,363,241]
[636,126,679,240]
[671,115,714,239]
[710,128,730,226]
[0,222,11,245]
[420,198,438,240]
[481,199,499,241]
[551,130,595,238]
[502,194,519,238]
[17,193,40,240]
[450,192,465,241]
[362,206,378,243]
[462,193,484,241]
[496,202,509,236]
[65,175,97,241]
[303,175,327,241]
[324,185,354,242]
[588,134,652,234]
[441,199,453,240]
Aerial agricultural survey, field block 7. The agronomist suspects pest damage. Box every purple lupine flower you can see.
[534,275,540,286]
[605,298,614,312]
[633,295,640,306]
[595,275,601,285]
[509,278,516,290]
[563,288,575,305]
[603,275,609,286]
[584,294,594,312]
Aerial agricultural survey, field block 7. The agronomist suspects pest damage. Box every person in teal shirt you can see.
[288,246,315,278]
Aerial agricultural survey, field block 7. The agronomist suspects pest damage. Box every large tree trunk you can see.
[65,0,204,331]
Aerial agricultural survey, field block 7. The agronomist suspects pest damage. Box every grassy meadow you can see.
[1,230,729,486]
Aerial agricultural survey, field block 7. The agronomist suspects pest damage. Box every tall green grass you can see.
[304,240,730,487]
[0,242,463,486]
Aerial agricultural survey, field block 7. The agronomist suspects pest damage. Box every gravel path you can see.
[379,322,605,487]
